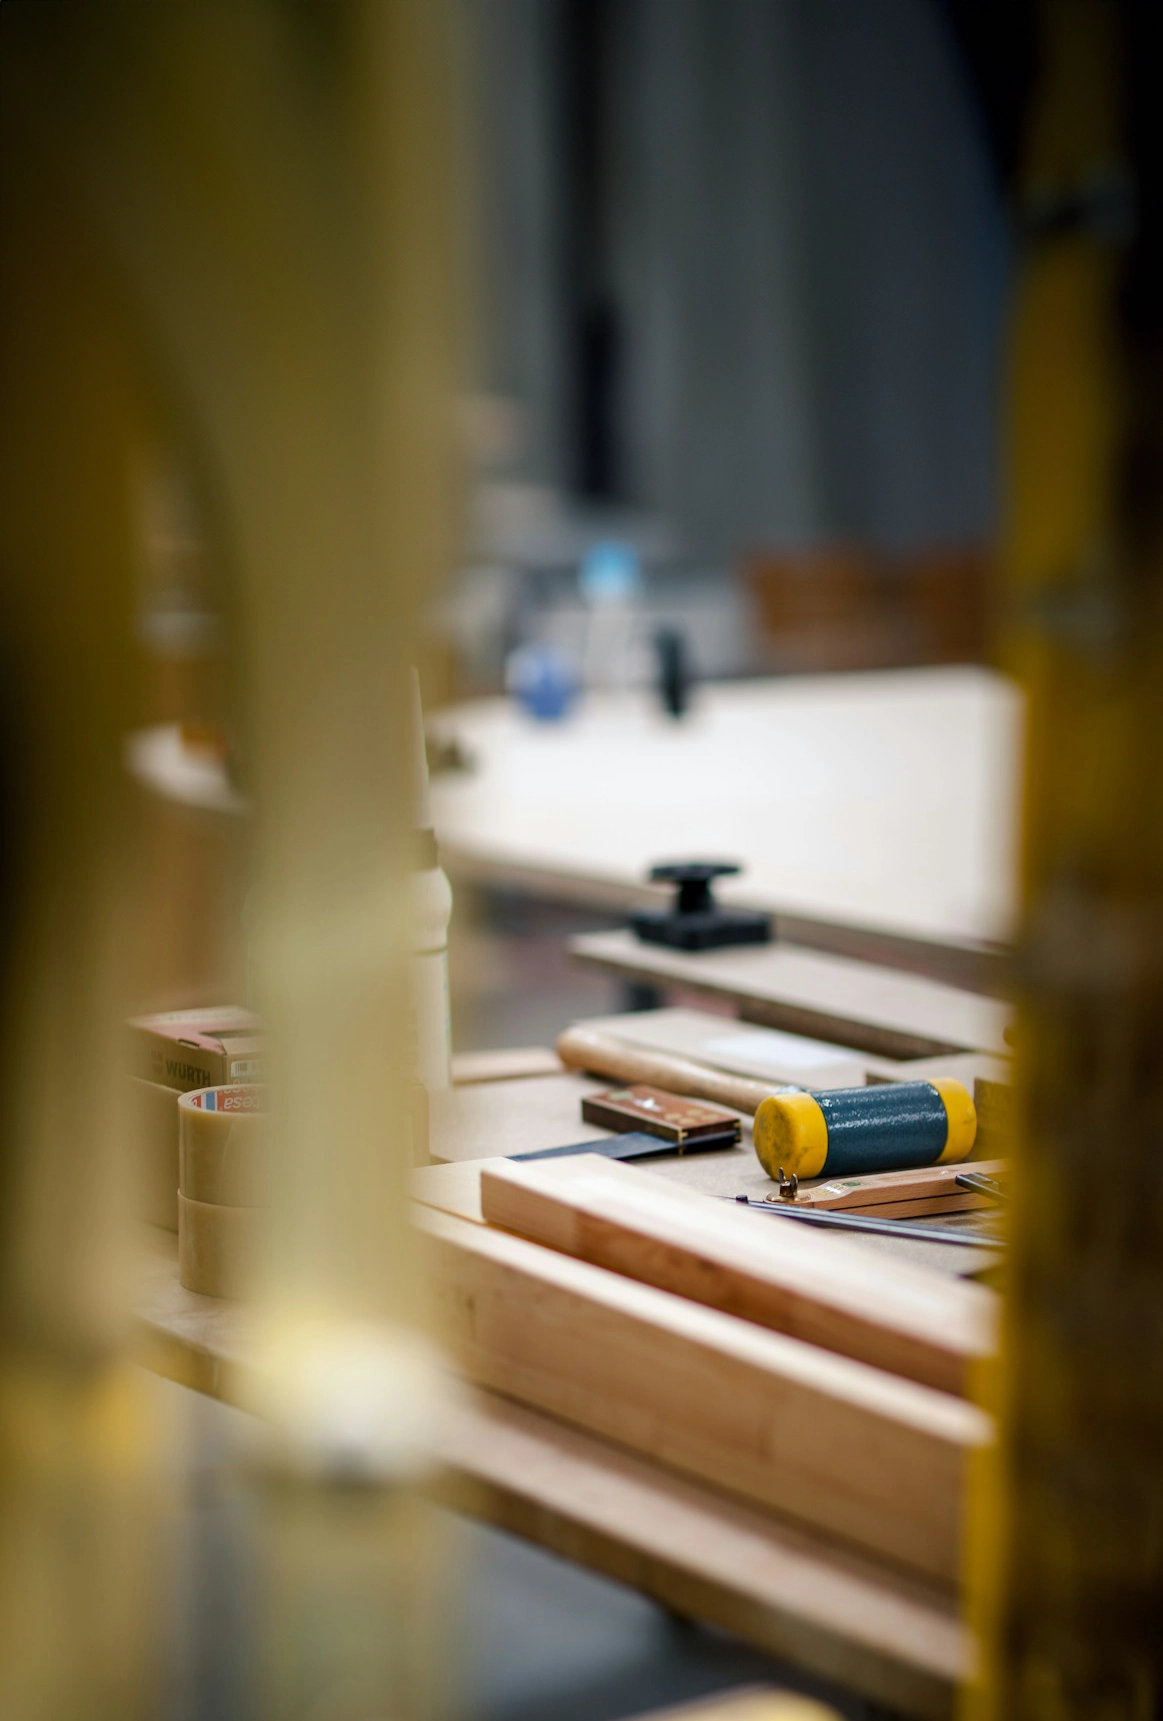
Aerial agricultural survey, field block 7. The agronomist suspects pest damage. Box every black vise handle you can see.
[648,861,741,918]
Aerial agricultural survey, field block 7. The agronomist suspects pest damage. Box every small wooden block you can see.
[411,1157,497,1224]
[788,1160,1006,1212]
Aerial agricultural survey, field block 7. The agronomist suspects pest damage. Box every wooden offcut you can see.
[780,1160,1006,1212]
[478,1156,996,1398]
[418,1203,991,1582]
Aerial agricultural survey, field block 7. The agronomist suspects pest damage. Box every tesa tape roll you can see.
[178,1084,270,1207]
[178,1192,266,1299]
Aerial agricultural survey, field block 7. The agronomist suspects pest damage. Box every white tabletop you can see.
[430,666,1022,964]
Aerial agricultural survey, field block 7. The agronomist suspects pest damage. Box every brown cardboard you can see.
[127,1004,263,1092]
[129,1075,181,1231]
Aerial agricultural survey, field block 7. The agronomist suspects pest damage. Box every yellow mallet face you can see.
[752,1090,829,1183]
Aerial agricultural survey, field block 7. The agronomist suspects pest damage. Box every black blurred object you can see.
[562,0,622,500]
[654,626,691,718]
[955,1169,1006,1204]
[425,729,472,777]
[934,0,1039,192]
[631,862,773,952]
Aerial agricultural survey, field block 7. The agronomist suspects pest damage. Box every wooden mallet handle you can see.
[555,1024,772,1116]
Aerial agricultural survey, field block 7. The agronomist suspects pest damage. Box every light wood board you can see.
[778,1161,1006,1213]
[569,940,1012,1060]
[413,1157,492,1223]
[430,1391,966,1720]
[418,1205,991,1582]
[478,1155,997,1398]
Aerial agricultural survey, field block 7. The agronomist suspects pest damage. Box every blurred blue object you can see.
[578,540,641,606]
[505,644,577,721]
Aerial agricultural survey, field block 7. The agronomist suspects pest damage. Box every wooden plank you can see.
[783,1161,1006,1213]
[412,1157,491,1223]
[556,1007,1013,1113]
[865,1052,1012,1087]
[418,1204,991,1581]
[478,1156,996,1399]
[814,1195,989,1221]
[132,1227,967,1717]
[428,1392,966,1720]
[414,1153,1005,1283]
[569,935,1012,1060]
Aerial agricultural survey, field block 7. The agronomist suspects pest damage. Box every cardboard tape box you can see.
[127,1005,263,1233]
[128,1004,263,1092]
[129,1075,182,1231]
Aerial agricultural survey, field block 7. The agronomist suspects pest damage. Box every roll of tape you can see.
[178,1191,265,1299]
[178,1084,269,1206]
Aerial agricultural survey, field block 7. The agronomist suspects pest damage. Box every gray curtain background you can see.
[461,0,1005,562]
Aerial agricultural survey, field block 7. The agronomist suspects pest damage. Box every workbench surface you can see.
[133,1061,991,1718]
[133,1218,967,1721]
[429,667,1021,982]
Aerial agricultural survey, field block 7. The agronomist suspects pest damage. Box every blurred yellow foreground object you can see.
[2,3,456,1717]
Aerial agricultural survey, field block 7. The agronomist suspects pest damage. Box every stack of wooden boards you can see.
[413,1149,997,1593]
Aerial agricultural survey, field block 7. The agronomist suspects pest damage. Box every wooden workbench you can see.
[133,1057,994,1717]
[429,667,1021,986]
[134,1221,967,1721]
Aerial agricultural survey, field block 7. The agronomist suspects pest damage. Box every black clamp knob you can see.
[631,860,774,952]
